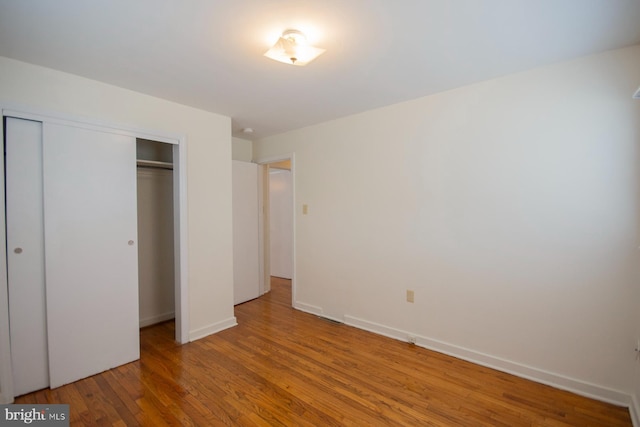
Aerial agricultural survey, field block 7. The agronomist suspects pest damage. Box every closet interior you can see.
[136,139,176,328]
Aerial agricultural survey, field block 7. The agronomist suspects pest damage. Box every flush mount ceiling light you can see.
[264,29,325,66]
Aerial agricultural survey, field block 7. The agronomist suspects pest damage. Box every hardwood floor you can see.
[17,277,631,426]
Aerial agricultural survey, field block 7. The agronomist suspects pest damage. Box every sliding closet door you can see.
[43,123,140,388]
[5,118,49,396]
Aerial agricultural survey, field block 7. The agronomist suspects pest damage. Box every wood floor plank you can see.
[14,277,632,426]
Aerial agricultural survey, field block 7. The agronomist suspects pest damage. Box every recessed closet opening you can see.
[136,139,176,330]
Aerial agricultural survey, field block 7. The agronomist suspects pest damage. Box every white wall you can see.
[233,137,253,161]
[0,57,236,343]
[254,45,640,405]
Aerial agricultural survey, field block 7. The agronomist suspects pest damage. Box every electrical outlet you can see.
[407,335,416,344]
[406,289,414,303]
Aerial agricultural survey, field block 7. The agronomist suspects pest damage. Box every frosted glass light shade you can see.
[264,30,325,66]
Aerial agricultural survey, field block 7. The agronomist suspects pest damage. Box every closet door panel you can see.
[43,123,139,388]
[232,161,260,304]
[5,117,49,396]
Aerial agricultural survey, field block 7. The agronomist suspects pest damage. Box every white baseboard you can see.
[188,316,237,342]
[344,314,631,408]
[0,392,13,404]
[139,311,175,328]
[317,314,344,324]
[294,301,323,316]
[630,394,640,427]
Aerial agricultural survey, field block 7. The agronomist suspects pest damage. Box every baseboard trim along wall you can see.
[139,312,175,329]
[188,317,237,342]
[343,314,632,410]
[294,301,323,316]
[629,395,640,427]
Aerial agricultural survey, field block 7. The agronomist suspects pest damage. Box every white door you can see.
[5,118,49,396]
[232,161,260,304]
[43,122,140,388]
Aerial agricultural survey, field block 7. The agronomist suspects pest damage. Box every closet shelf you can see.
[137,159,173,170]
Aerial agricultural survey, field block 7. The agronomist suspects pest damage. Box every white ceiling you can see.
[1,1,639,140]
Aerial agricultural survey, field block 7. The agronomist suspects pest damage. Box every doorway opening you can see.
[257,155,295,307]
[136,139,176,332]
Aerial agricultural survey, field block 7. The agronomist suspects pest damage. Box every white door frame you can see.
[0,105,190,403]
[255,154,296,306]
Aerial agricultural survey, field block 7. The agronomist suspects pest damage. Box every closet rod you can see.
[136,159,173,170]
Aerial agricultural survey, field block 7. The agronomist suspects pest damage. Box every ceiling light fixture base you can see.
[264,29,325,66]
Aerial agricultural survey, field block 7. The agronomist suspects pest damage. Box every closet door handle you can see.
[14,247,23,254]
[128,240,135,246]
